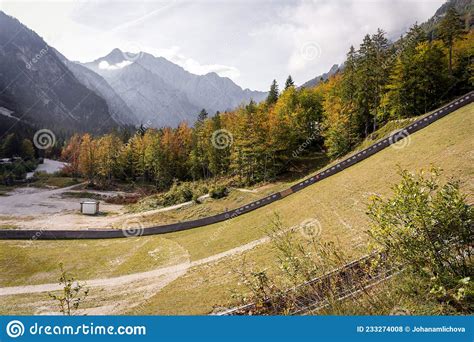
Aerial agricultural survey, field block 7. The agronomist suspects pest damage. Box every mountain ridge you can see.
[0,11,118,134]
[83,48,267,126]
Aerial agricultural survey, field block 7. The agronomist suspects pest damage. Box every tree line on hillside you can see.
[0,133,38,184]
[36,7,474,188]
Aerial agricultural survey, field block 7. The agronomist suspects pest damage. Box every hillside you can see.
[0,11,118,134]
[53,49,138,126]
[424,0,473,32]
[0,102,472,314]
[300,64,340,88]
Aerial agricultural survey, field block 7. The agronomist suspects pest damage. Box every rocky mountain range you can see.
[54,49,138,126]
[0,11,266,132]
[83,49,267,127]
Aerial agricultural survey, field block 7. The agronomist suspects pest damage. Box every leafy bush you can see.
[49,263,89,316]
[163,180,194,205]
[367,167,473,312]
[127,180,208,212]
[210,186,229,199]
[0,158,38,184]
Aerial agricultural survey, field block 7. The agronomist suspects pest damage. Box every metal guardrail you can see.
[0,91,472,240]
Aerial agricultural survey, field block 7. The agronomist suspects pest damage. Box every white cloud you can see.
[183,59,241,79]
[146,45,241,79]
[98,60,132,70]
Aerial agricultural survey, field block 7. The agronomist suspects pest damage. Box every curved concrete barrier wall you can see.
[1,92,472,240]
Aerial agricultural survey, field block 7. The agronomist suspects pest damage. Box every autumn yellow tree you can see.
[96,134,122,184]
[61,134,82,177]
[321,75,356,158]
[78,134,98,184]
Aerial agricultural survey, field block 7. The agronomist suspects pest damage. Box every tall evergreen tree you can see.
[1,133,21,158]
[266,80,279,105]
[208,112,230,176]
[197,109,208,124]
[355,34,377,136]
[190,109,210,179]
[21,139,35,160]
[371,28,390,128]
[284,75,295,89]
[340,45,359,146]
[438,6,464,74]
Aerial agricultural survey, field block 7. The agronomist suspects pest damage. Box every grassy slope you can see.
[161,103,473,260]
[131,103,474,314]
[0,103,472,313]
[0,237,189,287]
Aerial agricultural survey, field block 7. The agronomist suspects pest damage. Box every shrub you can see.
[192,193,201,204]
[210,185,229,199]
[127,180,210,212]
[367,167,473,311]
[163,180,194,205]
[49,263,89,316]
[230,214,350,315]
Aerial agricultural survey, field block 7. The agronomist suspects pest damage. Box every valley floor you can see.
[0,182,280,230]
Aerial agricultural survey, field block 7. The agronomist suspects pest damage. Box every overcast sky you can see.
[1,0,445,90]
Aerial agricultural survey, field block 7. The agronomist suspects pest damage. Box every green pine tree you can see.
[438,6,464,74]
[284,75,295,89]
[266,79,279,105]
[197,109,208,124]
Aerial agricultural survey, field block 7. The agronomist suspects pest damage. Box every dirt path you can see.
[0,233,271,297]
[236,188,259,193]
